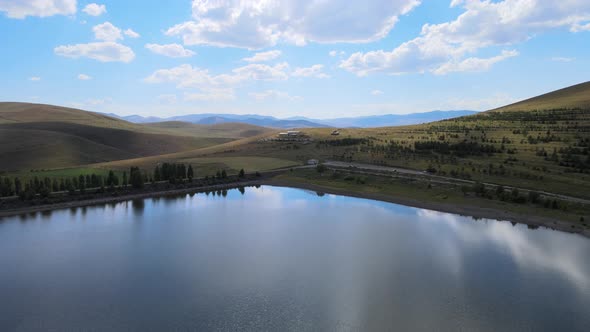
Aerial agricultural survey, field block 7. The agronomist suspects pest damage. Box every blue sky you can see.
[0,0,589,119]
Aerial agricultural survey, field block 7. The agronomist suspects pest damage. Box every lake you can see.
[1,186,589,331]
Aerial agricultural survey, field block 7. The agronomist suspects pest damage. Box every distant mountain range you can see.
[104,110,478,129]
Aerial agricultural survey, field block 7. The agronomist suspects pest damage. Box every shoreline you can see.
[0,180,264,219]
[1,177,588,239]
[267,178,590,239]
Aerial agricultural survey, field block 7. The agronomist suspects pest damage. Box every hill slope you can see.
[491,81,590,112]
[0,103,272,171]
[101,81,588,199]
[0,102,139,130]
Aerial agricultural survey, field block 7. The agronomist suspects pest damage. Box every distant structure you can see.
[331,130,340,136]
[307,159,319,165]
[278,130,303,138]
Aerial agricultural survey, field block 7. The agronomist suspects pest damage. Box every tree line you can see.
[1,164,248,201]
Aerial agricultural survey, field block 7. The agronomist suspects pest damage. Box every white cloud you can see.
[70,97,112,108]
[433,50,519,75]
[82,3,106,16]
[551,57,575,62]
[340,0,590,76]
[292,64,329,78]
[371,89,384,96]
[165,0,421,49]
[329,50,346,57]
[243,50,281,62]
[124,28,140,38]
[145,43,195,58]
[232,62,290,81]
[78,74,92,80]
[249,90,302,101]
[571,22,590,32]
[144,62,290,103]
[184,89,235,102]
[93,22,122,41]
[442,93,517,111]
[86,97,112,106]
[54,42,135,62]
[29,76,41,81]
[157,94,177,104]
[0,0,76,19]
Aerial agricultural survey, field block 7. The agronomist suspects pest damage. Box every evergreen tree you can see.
[154,166,161,182]
[221,169,227,179]
[123,171,128,187]
[14,177,22,195]
[79,175,86,193]
[129,167,144,189]
[187,165,194,182]
[238,168,245,178]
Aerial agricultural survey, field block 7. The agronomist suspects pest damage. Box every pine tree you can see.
[129,167,144,189]
[187,165,194,182]
[14,177,22,195]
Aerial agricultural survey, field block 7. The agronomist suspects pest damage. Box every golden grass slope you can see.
[0,103,274,171]
[491,81,590,112]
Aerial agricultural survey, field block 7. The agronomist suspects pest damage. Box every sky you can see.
[0,0,589,119]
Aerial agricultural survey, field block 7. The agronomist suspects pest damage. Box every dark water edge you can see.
[1,186,589,331]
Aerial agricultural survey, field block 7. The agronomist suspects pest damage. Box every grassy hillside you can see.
[0,102,140,130]
[144,121,273,139]
[491,81,590,112]
[0,103,273,172]
[112,81,589,198]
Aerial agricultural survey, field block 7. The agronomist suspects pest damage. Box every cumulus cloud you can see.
[340,0,590,76]
[433,50,519,75]
[249,90,302,101]
[78,74,92,80]
[82,3,106,16]
[184,89,235,101]
[54,42,135,62]
[144,62,290,102]
[165,0,421,49]
[124,28,140,38]
[93,22,122,41]
[0,0,76,18]
[243,50,281,62]
[371,89,384,96]
[145,43,195,58]
[29,76,41,81]
[292,64,329,78]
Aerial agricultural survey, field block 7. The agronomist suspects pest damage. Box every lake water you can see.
[1,186,589,331]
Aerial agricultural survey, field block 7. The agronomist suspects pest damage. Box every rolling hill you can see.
[106,110,478,128]
[93,81,590,199]
[491,81,590,112]
[0,103,274,171]
[107,113,328,129]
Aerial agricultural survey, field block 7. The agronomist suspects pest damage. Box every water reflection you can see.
[0,186,588,331]
[131,199,145,216]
